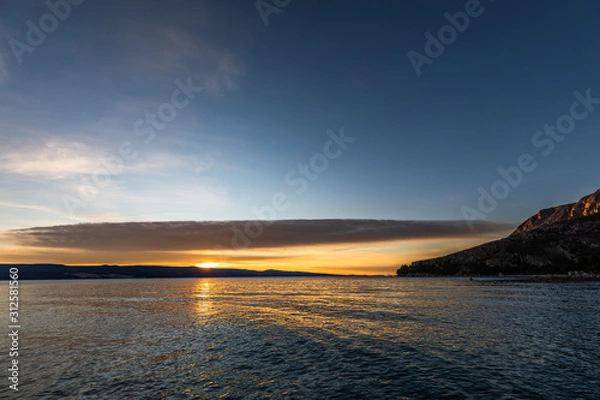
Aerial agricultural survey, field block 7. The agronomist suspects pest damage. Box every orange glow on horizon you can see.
[195,262,220,268]
[0,236,505,275]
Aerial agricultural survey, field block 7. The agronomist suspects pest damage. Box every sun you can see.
[195,262,220,269]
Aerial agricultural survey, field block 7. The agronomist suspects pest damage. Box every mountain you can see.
[397,189,600,276]
[0,264,331,280]
[511,188,600,235]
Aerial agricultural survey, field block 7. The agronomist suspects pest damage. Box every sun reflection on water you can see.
[195,279,214,317]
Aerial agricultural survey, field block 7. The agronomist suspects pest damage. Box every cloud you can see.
[110,6,245,97]
[5,219,515,252]
[0,135,191,179]
[0,200,63,216]
[0,138,101,179]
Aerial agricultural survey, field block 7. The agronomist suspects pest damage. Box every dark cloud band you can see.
[6,219,515,251]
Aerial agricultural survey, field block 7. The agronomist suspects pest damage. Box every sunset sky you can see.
[1,1,600,274]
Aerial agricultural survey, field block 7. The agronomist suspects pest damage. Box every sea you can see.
[1,277,599,399]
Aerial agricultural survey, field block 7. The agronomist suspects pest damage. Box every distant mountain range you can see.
[0,264,330,280]
[398,189,600,276]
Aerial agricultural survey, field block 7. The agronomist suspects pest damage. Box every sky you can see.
[1,0,599,274]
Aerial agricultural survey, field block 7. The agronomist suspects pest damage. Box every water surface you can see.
[2,277,599,399]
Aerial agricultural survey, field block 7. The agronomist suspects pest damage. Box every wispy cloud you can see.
[94,5,245,97]
[0,135,195,179]
[0,137,101,179]
[0,2,247,228]
[0,200,62,216]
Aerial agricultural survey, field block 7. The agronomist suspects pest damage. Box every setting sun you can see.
[195,262,220,269]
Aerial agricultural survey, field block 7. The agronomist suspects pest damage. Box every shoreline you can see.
[397,271,600,281]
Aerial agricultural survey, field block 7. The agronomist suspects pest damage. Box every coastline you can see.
[396,271,600,281]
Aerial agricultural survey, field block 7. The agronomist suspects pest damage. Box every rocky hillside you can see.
[511,188,600,235]
[398,189,600,276]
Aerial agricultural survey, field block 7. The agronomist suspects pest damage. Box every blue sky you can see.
[1,1,599,271]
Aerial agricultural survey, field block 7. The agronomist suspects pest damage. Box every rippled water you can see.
[2,277,599,399]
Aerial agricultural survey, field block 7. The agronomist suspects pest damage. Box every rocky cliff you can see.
[511,188,600,235]
[398,188,600,276]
